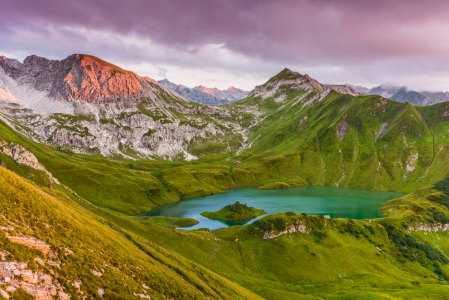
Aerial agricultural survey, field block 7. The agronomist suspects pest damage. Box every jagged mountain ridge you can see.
[193,84,249,102]
[0,54,247,160]
[0,56,360,161]
[347,83,449,106]
[3,66,449,299]
[0,54,162,106]
[157,78,249,105]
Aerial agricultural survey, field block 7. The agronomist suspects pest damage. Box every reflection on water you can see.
[140,185,404,230]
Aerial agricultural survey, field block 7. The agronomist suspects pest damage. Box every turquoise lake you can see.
[142,186,405,230]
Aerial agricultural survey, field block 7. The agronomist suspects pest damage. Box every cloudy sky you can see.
[1,0,449,91]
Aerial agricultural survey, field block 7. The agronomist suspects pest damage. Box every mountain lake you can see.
[140,186,405,230]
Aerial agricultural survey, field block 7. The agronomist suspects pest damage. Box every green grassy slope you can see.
[5,88,449,298]
[0,118,179,215]
[95,183,449,299]
[224,70,449,194]
[4,67,449,218]
[0,165,263,299]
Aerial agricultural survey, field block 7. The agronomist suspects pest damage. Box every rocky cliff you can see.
[0,54,160,104]
[0,54,249,159]
[0,60,371,161]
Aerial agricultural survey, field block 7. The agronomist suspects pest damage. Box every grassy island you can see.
[200,201,266,221]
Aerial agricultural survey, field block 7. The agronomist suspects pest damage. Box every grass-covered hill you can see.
[4,66,449,298]
[201,201,266,221]
[223,69,449,193]
[5,155,449,299]
[0,164,263,299]
[3,67,449,216]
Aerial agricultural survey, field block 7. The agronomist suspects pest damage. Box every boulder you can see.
[6,236,51,255]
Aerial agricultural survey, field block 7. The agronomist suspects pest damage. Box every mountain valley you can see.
[2,54,449,299]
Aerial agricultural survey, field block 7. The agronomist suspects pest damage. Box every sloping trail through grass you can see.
[210,232,222,273]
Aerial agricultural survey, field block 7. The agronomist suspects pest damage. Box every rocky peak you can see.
[249,68,361,99]
[23,55,53,69]
[0,57,26,79]
[44,54,145,103]
[0,53,162,104]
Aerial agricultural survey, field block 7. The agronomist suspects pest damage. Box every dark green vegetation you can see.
[5,68,449,298]
[200,201,266,221]
[435,177,449,209]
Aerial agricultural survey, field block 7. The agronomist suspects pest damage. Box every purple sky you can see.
[1,0,449,91]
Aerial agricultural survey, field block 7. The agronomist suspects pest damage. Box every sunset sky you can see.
[1,0,449,91]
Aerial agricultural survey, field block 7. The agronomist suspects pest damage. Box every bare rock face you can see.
[0,142,60,184]
[262,223,312,239]
[0,54,155,104]
[0,289,9,299]
[6,236,51,255]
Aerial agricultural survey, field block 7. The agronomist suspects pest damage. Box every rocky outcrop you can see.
[0,260,66,299]
[262,222,312,239]
[0,54,154,104]
[0,54,246,160]
[134,292,151,299]
[91,270,102,277]
[406,222,449,233]
[0,142,60,184]
[6,236,51,255]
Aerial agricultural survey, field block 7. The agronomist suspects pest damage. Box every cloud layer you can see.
[1,0,449,91]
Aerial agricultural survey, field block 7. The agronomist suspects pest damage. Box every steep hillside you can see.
[0,54,248,159]
[4,64,449,299]
[0,166,263,299]
[222,69,449,193]
[5,126,449,299]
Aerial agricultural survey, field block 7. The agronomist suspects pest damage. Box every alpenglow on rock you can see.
[0,54,249,160]
[158,79,249,105]
[0,56,366,161]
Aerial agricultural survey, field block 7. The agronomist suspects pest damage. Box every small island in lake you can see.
[200,201,266,221]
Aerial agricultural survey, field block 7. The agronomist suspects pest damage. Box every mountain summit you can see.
[0,54,161,104]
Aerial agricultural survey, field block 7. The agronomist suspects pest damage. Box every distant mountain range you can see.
[346,83,449,106]
[158,79,249,105]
